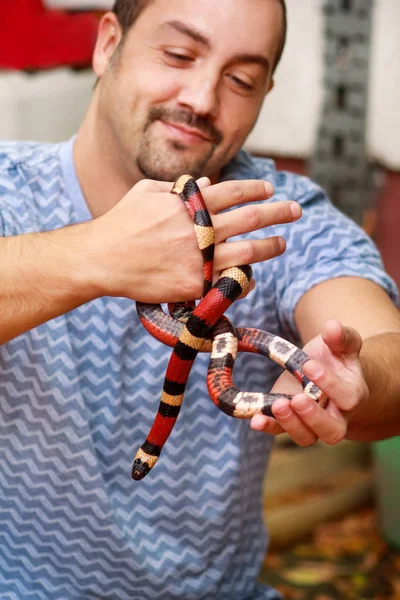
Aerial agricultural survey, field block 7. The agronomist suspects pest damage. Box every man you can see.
[0,1,399,599]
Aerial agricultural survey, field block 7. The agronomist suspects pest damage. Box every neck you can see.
[74,102,143,219]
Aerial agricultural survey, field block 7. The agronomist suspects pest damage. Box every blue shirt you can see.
[0,138,397,600]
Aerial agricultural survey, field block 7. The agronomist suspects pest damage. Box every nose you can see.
[176,68,220,119]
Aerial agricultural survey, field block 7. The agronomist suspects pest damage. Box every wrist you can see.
[59,219,111,301]
[0,223,110,345]
[78,215,139,299]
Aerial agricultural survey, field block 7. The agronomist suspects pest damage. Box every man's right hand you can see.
[0,177,301,344]
[88,177,302,303]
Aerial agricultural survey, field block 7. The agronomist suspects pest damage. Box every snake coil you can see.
[132,175,326,480]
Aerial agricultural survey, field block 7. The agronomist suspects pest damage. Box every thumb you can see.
[322,319,362,357]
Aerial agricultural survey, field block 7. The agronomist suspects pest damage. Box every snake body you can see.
[132,175,326,480]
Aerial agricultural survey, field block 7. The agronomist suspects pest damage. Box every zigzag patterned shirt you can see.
[0,138,397,600]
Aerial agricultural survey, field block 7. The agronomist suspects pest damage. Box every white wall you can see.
[1,0,399,170]
[246,0,325,158]
[0,69,95,142]
[246,0,400,170]
[367,0,400,170]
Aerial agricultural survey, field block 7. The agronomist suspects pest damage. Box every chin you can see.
[136,136,216,182]
[138,157,208,182]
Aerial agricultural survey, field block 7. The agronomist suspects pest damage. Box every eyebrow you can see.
[162,20,271,73]
[231,53,270,73]
[163,20,211,48]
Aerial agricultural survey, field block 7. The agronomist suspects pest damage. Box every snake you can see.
[132,175,327,480]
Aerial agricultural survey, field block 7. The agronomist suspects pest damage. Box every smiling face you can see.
[92,0,284,183]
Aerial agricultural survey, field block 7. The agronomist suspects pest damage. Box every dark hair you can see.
[275,0,287,71]
[112,0,287,72]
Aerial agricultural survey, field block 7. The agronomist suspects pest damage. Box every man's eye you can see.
[229,74,254,91]
[164,51,193,64]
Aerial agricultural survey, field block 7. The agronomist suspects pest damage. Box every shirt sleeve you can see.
[0,174,17,237]
[0,162,39,237]
[270,174,399,342]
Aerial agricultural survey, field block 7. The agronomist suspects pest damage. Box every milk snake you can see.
[132,175,326,480]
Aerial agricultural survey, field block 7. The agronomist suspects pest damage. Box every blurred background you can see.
[0,0,399,597]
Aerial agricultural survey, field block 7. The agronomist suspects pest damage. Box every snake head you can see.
[132,458,151,481]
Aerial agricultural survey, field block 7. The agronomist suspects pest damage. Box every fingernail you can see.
[305,360,324,379]
[278,237,286,253]
[264,181,274,197]
[196,176,211,188]
[290,202,302,219]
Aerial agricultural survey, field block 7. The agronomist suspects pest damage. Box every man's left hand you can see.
[250,320,369,446]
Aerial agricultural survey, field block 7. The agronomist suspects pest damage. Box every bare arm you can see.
[353,331,400,440]
[0,223,101,345]
[295,277,400,440]
[251,277,400,443]
[0,177,301,345]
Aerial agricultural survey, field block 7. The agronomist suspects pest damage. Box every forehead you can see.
[133,0,283,63]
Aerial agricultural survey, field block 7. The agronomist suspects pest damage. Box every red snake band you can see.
[132,175,326,480]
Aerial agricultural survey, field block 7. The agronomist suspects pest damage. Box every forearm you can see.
[0,177,304,345]
[346,332,400,441]
[0,222,103,344]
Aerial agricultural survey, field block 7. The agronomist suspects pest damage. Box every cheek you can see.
[219,94,263,140]
[220,111,258,151]
[128,66,183,109]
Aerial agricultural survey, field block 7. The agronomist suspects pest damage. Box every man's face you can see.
[94,0,283,182]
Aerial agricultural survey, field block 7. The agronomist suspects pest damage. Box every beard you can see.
[136,106,223,181]
[137,136,215,181]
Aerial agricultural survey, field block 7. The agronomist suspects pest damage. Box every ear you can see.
[265,78,274,97]
[92,12,123,77]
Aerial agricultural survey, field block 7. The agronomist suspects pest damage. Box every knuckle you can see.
[229,182,246,204]
[243,205,261,229]
[345,385,364,410]
[179,274,202,300]
[346,394,359,411]
[136,178,153,192]
[239,241,255,263]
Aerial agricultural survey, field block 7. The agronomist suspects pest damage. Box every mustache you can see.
[147,107,223,146]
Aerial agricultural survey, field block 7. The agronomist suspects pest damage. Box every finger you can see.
[291,394,348,445]
[271,399,319,446]
[302,359,364,411]
[196,176,212,189]
[322,320,362,356]
[212,201,301,243]
[202,179,274,213]
[214,236,286,270]
[250,413,285,436]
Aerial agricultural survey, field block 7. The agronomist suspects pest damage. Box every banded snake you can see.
[132,175,326,480]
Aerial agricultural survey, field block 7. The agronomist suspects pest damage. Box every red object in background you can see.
[0,0,100,70]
